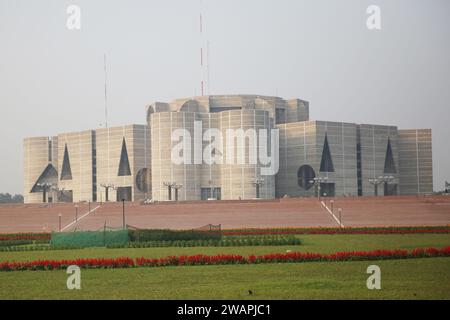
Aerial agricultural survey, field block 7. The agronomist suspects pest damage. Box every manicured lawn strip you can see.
[0,258,449,299]
[1,234,449,262]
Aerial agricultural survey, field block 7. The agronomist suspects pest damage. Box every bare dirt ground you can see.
[0,195,449,233]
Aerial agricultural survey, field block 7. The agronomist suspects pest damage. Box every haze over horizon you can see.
[1,0,449,194]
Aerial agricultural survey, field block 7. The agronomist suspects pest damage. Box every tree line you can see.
[0,193,24,203]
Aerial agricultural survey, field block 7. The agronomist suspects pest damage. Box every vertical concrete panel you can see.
[398,129,433,194]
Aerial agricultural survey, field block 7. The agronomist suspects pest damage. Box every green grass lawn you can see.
[0,258,449,299]
[0,234,449,299]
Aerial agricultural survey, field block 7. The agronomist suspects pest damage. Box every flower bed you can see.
[0,257,135,271]
[0,233,51,241]
[1,246,449,272]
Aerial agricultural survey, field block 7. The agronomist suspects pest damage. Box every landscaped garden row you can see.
[222,226,450,236]
[1,246,449,271]
[106,236,301,248]
[0,233,51,241]
[0,235,301,251]
[1,226,448,243]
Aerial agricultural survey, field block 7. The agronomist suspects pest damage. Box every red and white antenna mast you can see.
[199,0,208,96]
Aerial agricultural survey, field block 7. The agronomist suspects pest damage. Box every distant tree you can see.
[0,193,24,203]
[12,194,24,203]
[0,193,12,203]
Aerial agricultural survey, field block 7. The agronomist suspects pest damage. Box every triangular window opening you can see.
[118,138,132,176]
[319,133,335,173]
[383,138,397,174]
[31,164,58,193]
[60,144,73,180]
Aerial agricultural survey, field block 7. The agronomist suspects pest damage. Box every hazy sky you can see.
[0,0,449,194]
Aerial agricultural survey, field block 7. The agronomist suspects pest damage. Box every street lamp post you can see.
[75,204,79,222]
[122,199,126,230]
[253,178,265,199]
[37,182,53,203]
[369,178,381,196]
[100,183,116,202]
[173,184,183,201]
[58,213,62,232]
[338,208,342,228]
[163,182,183,201]
[309,177,328,200]
[163,182,173,200]
[369,176,395,196]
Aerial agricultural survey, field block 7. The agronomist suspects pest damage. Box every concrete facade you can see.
[398,129,433,195]
[23,94,434,203]
[358,124,399,196]
[57,130,95,203]
[96,125,151,203]
[276,121,358,198]
[23,136,58,204]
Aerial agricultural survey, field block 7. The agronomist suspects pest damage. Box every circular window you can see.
[136,168,151,193]
[297,165,316,190]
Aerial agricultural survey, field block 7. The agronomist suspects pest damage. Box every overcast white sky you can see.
[0,0,449,194]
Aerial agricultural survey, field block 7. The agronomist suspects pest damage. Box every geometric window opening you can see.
[319,133,335,173]
[60,144,73,181]
[135,168,151,193]
[31,164,58,193]
[383,138,397,174]
[118,137,132,176]
[297,165,316,190]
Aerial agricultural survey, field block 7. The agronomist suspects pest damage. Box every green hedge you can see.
[129,229,222,242]
[0,240,33,247]
[108,236,300,248]
[0,244,51,252]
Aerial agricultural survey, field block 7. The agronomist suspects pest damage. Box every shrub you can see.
[107,235,300,248]
[0,240,33,247]
[128,229,222,242]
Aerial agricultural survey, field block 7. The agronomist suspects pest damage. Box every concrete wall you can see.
[150,112,200,201]
[398,129,433,194]
[198,112,222,199]
[276,121,358,198]
[150,108,276,201]
[57,130,95,203]
[220,109,275,200]
[358,124,399,196]
[96,124,150,202]
[23,136,58,203]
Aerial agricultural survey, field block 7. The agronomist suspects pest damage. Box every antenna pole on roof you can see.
[104,54,109,128]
